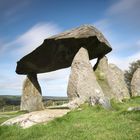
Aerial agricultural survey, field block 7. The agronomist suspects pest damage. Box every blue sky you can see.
[0,0,140,96]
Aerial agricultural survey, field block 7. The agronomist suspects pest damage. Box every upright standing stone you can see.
[95,56,130,101]
[131,68,140,96]
[67,47,105,102]
[20,73,44,112]
[95,56,114,99]
[108,64,130,100]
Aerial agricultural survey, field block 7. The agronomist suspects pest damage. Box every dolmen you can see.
[16,25,129,112]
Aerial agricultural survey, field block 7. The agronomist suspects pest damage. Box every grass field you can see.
[0,97,140,140]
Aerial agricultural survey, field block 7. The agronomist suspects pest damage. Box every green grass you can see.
[0,97,140,140]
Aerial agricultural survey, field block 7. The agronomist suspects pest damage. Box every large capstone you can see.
[20,74,44,112]
[16,25,112,75]
[67,47,105,105]
[95,56,130,101]
[131,68,140,96]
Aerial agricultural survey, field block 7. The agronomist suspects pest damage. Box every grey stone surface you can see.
[88,96,112,110]
[20,74,44,112]
[67,97,85,109]
[95,56,130,101]
[1,109,69,128]
[67,47,105,107]
[16,25,112,75]
[95,56,114,99]
[108,64,130,101]
[127,106,140,111]
[131,68,140,96]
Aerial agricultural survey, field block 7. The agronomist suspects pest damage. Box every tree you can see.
[124,60,140,96]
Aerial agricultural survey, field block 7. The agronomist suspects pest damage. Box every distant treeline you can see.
[0,95,68,107]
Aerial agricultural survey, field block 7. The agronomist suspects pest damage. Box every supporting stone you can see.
[20,73,44,112]
[93,56,103,71]
[131,68,140,96]
[108,64,130,100]
[95,56,130,101]
[67,47,105,107]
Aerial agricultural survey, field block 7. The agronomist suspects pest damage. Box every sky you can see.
[0,0,140,96]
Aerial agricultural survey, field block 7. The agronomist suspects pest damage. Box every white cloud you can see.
[93,0,140,71]
[0,73,25,92]
[108,0,140,15]
[14,22,61,57]
[127,51,140,62]
[108,51,140,70]
[0,22,61,56]
[137,40,140,46]
[38,68,70,81]
[0,22,65,96]
[106,0,140,27]
[94,19,113,42]
[40,80,68,96]
[93,19,121,49]
[4,1,30,17]
[38,68,70,96]
[0,38,8,54]
[93,18,131,58]
[93,19,140,70]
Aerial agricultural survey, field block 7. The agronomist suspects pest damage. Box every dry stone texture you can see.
[20,74,44,112]
[67,47,105,104]
[1,109,69,128]
[16,25,112,74]
[131,68,140,96]
[95,56,129,101]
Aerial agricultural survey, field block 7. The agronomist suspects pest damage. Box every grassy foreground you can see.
[0,97,140,140]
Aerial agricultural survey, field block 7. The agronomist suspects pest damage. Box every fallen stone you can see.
[1,109,70,128]
[88,96,112,110]
[127,106,140,111]
[66,97,85,109]
[131,68,140,96]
